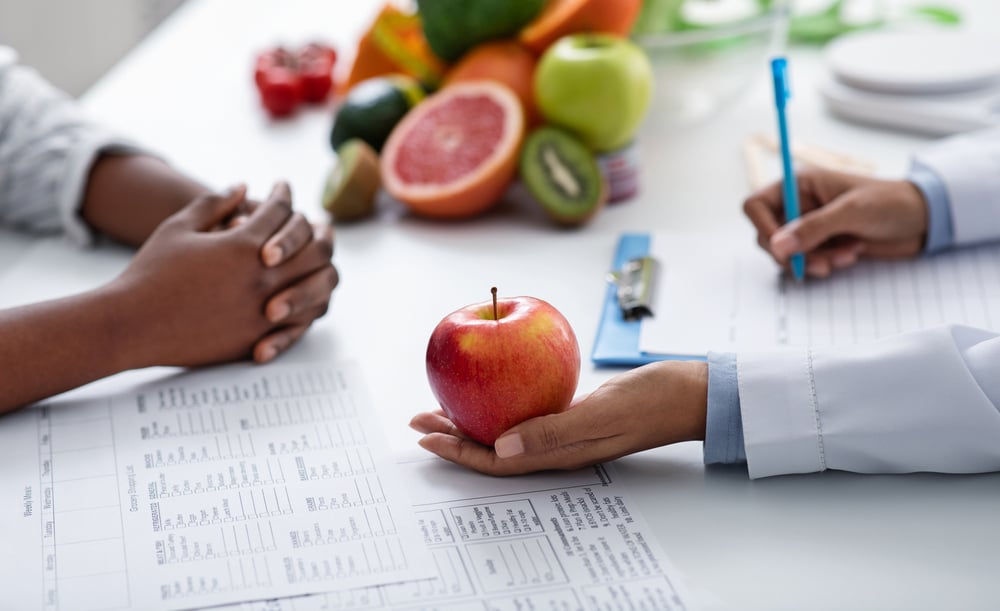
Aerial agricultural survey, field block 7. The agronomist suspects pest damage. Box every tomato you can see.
[254,47,295,88]
[253,43,337,118]
[258,67,302,117]
[297,43,337,103]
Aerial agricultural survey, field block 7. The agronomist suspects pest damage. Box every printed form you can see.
[640,231,1000,356]
[0,361,435,610]
[0,358,694,611]
[220,458,692,611]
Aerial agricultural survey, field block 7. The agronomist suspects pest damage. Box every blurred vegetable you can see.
[344,5,447,92]
[632,0,962,44]
[297,43,338,102]
[255,48,303,117]
[254,43,337,117]
[330,75,425,153]
[417,0,546,62]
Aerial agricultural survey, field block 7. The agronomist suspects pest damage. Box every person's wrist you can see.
[656,360,708,443]
[97,276,158,370]
[82,154,209,246]
[896,179,931,244]
[684,361,709,442]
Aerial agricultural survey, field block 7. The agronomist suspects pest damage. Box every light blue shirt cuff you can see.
[704,351,746,465]
[908,163,954,254]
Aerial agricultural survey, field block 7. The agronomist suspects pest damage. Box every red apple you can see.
[426,289,581,446]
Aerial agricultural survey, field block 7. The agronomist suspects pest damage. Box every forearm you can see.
[0,284,134,414]
[81,154,208,246]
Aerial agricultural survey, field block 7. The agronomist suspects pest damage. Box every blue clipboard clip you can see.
[606,255,659,321]
[592,233,706,367]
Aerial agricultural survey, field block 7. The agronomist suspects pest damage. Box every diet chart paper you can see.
[0,361,434,611]
[218,458,693,611]
[640,231,1000,356]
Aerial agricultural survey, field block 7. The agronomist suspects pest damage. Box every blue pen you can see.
[770,57,805,282]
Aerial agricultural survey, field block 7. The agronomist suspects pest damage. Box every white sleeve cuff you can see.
[737,348,825,478]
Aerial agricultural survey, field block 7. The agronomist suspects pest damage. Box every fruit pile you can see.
[323,0,652,227]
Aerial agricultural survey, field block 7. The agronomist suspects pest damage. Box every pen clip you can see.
[771,57,790,107]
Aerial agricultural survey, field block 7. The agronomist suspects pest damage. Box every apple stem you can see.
[491,287,498,321]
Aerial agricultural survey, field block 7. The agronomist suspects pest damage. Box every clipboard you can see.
[591,233,706,367]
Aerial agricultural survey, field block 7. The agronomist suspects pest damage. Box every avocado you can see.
[330,75,424,153]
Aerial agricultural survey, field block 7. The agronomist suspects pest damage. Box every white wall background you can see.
[0,0,185,97]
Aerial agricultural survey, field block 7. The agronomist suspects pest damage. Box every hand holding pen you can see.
[743,168,930,278]
[743,58,930,279]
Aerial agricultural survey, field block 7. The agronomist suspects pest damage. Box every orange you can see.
[519,0,642,55]
[381,81,525,219]
[444,40,540,126]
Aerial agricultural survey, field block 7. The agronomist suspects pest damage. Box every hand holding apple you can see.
[424,288,581,446]
[411,360,709,476]
[535,34,653,153]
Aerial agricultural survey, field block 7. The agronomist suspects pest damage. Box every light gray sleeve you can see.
[0,59,142,245]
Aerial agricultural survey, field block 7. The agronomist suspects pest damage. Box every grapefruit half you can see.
[381,81,525,219]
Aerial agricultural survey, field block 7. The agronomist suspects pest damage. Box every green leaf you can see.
[788,0,877,45]
[911,5,962,25]
[821,0,845,17]
[630,0,961,44]
[632,0,687,35]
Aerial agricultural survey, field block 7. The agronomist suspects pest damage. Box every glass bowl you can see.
[634,6,789,128]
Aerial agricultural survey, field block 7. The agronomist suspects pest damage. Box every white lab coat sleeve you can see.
[736,325,1000,478]
[912,127,1000,247]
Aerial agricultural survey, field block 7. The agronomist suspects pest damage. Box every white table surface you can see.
[5,1,1000,609]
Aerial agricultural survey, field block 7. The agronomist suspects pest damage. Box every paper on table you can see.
[0,360,434,611]
[639,231,1000,356]
[216,458,693,611]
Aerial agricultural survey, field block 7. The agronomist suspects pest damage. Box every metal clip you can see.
[607,256,659,321]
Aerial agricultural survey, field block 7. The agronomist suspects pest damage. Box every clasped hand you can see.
[111,182,337,369]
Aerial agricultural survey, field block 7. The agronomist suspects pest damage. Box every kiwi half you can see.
[519,126,607,226]
[322,138,382,223]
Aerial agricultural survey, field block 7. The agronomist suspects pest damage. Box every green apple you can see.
[535,34,653,152]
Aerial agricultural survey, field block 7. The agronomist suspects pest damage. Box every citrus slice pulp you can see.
[381,81,525,219]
